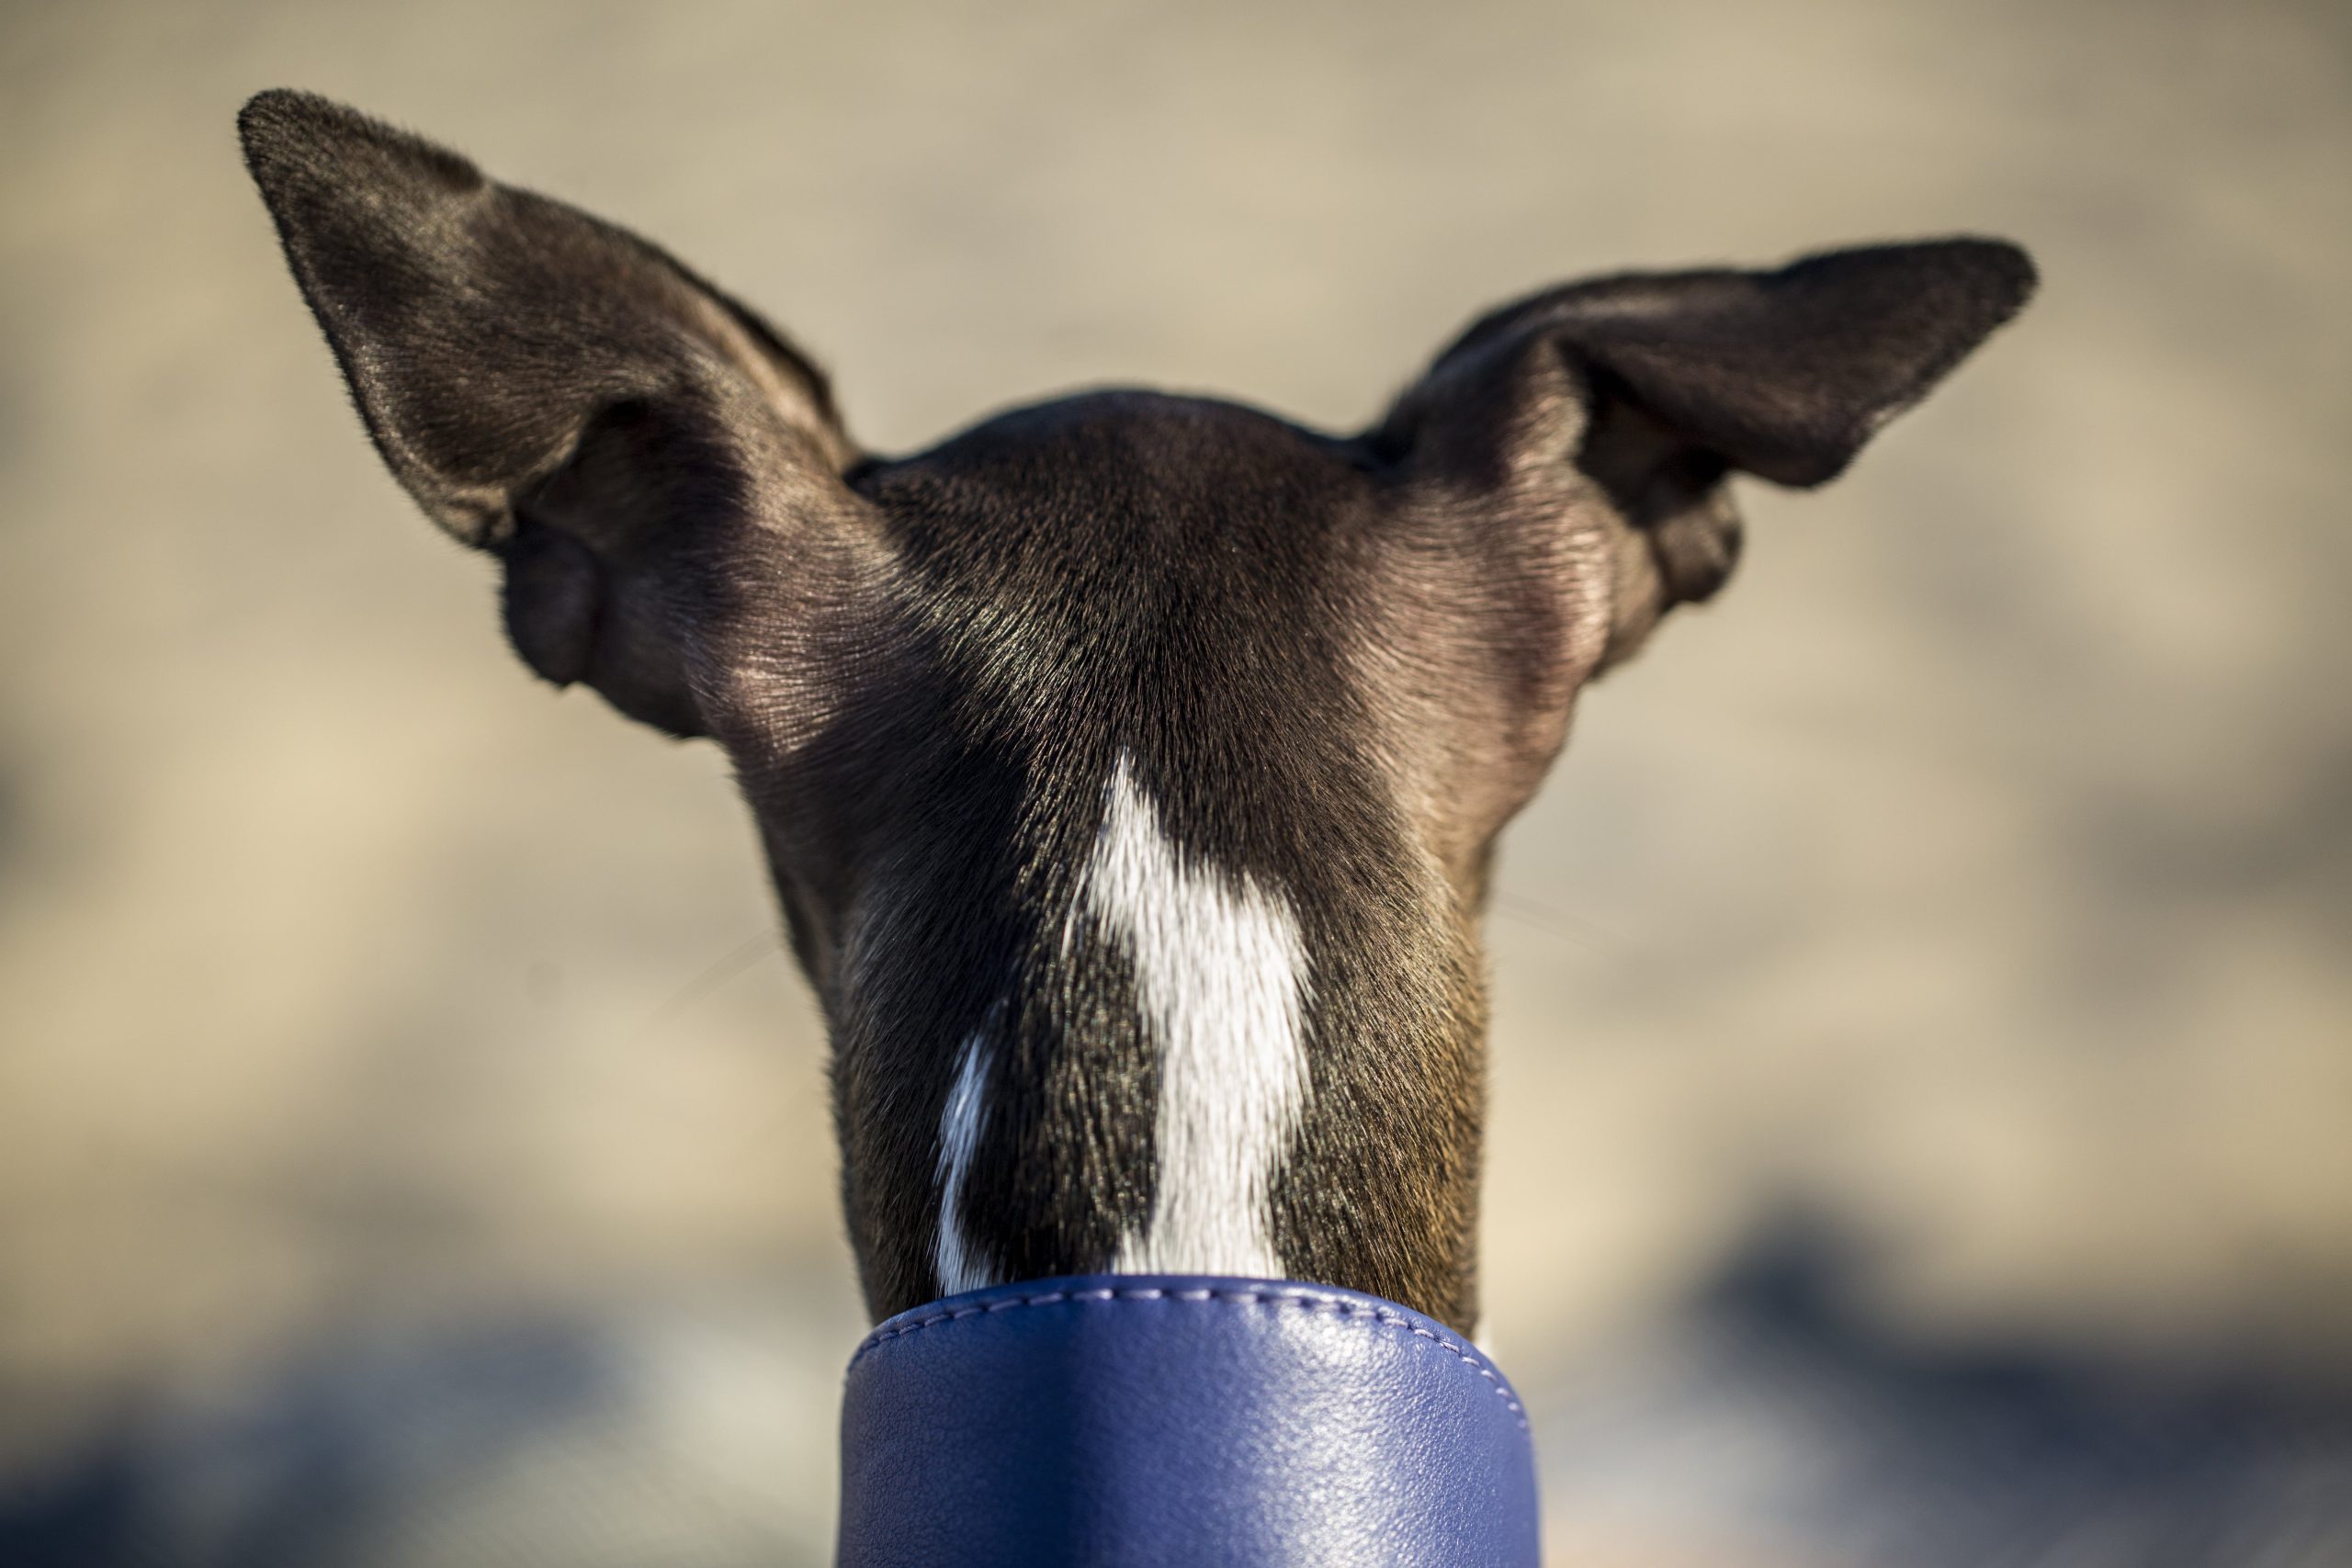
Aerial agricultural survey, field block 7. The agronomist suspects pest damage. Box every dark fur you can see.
[240,89,2033,1333]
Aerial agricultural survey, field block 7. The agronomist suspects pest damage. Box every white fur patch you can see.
[1081,754,1311,1278]
[932,1032,998,1295]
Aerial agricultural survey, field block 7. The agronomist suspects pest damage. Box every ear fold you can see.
[239,89,860,731]
[1390,238,2035,489]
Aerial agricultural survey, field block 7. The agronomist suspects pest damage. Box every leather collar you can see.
[837,1274,1541,1565]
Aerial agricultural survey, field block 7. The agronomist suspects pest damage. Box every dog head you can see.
[242,89,2032,1329]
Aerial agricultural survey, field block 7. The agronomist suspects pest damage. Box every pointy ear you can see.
[238,89,862,734]
[1374,239,2035,622]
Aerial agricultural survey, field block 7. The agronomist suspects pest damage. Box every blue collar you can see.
[837,1275,1541,1565]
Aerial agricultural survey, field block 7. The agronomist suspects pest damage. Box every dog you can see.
[238,87,2033,1342]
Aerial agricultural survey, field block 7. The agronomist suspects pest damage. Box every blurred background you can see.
[3,1,2347,1562]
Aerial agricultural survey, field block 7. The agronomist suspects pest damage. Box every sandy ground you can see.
[2,1,2348,1561]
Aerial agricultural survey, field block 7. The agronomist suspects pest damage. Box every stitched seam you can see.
[848,1287,1528,1430]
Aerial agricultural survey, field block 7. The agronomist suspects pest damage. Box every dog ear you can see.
[1376,239,2035,618]
[239,89,863,734]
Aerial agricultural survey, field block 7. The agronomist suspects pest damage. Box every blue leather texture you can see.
[836,1275,1540,1567]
